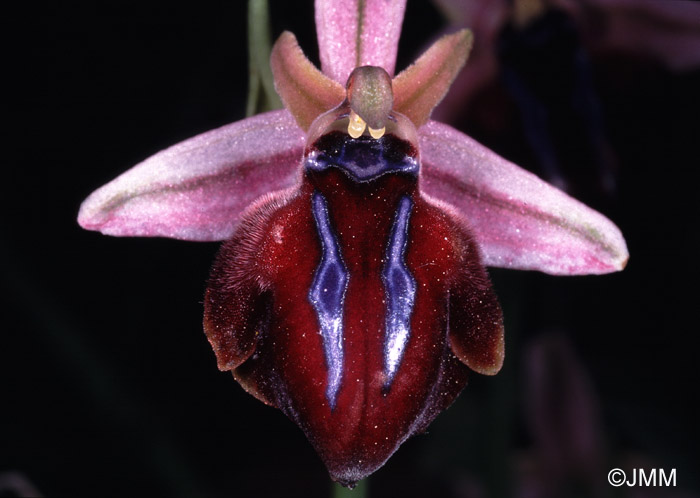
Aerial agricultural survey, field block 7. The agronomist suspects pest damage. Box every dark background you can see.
[3,1,698,497]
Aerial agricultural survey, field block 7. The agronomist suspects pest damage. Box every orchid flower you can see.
[78,0,628,486]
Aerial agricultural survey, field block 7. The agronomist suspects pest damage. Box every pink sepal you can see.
[315,0,406,84]
[78,110,305,241]
[419,121,628,275]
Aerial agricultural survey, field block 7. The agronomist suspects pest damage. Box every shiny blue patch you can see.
[381,196,416,388]
[309,192,348,409]
[305,132,419,182]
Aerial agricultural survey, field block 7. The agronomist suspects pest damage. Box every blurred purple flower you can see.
[560,0,700,71]
[522,334,606,497]
[518,334,699,498]
[433,0,700,118]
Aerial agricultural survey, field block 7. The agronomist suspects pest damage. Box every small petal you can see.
[315,0,406,83]
[270,31,345,131]
[393,29,473,127]
[431,0,508,123]
[419,121,628,275]
[78,110,305,241]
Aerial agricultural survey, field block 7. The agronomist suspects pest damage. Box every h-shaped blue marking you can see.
[309,192,416,403]
[309,192,348,409]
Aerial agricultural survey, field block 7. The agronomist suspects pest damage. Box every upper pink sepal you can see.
[271,31,345,131]
[393,29,473,127]
[78,110,305,241]
[315,0,406,83]
[419,121,629,275]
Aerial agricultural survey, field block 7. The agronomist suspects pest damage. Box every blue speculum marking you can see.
[309,192,348,408]
[382,196,416,388]
[305,132,419,181]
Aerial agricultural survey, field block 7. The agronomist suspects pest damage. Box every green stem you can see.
[332,479,368,498]
[246,0,282,115]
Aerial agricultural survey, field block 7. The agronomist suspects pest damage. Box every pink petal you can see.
[419,121,628,275]
[78,110,305,241]
[271,31,345,131]
[393,29,473,127]
[315,0,406,84]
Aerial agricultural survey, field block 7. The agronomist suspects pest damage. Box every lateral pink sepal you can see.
[419,121,629,275]
[78,110,305,241]
[315,0,406,83]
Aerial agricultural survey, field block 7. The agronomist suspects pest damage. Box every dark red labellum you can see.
[204,130,504,485]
